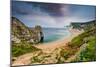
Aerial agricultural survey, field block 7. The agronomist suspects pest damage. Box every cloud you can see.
[12,1,70,17]
[12,1,96,28]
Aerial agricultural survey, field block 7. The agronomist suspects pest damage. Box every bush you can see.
[80,36,96,61]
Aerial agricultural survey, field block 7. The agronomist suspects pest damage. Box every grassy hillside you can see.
[69,27,95,48]
[79,36,96,61]
[12,42,40,57]
[69,20,96,62]
[11,17,42,58]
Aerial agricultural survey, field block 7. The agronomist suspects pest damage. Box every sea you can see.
[42,28,71,43]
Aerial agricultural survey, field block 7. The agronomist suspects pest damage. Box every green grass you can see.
[68,26,96,62]
[79,36,96,61]
[69,27,95,48]
[12,42,40,57]
[70,33,96,62]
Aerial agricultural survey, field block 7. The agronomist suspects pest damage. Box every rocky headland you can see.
[11,17,44,44]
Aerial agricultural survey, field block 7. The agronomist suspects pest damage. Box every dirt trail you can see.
[12,53,33,66]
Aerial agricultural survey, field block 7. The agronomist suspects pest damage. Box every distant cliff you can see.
[70,20,96,31]
[11,17,44,44]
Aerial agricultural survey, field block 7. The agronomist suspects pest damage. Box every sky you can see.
[12,1,96,28]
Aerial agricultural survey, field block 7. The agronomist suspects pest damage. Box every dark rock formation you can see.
[40,31,44,43]
[11,17,44,44]
[33,25,44,43]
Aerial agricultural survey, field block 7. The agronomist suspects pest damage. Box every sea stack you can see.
[34,25,44,43]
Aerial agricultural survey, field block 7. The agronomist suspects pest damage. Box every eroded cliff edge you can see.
[11,17,44,44]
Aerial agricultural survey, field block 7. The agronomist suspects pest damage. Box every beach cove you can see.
[34,29,84,53]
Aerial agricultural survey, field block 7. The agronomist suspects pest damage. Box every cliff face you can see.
[11,17,44,44]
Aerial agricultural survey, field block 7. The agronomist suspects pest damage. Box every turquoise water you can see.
[43,28,71,43]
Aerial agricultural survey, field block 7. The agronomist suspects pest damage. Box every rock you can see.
[33,25,44,43]
[11,17,44,44]
[11,35,21,43]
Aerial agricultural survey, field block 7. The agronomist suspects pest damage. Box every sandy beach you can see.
[34,29,84,53]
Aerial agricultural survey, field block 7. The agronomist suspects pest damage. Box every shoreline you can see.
[34,29,84,53]
[12,29,84,66]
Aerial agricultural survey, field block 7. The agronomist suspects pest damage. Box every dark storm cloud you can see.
[11,1,96,28]
[33,3,65,17]
[12,1,33,15]
[12,1,67,17]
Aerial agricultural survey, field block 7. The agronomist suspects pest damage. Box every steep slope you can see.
[11,17,34,44]
[11,17,42,57]
[68,20,96,62]
[11,17,43,44]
